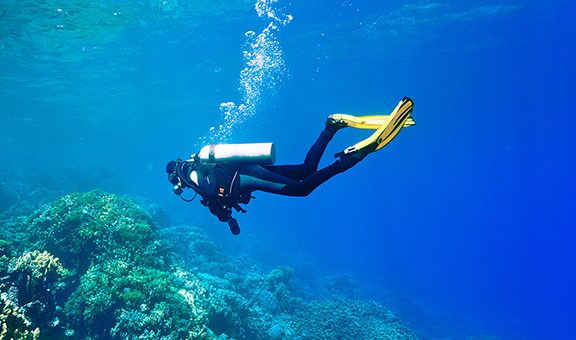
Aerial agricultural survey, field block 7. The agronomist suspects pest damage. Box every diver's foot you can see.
[335,147,370,170]
[325,115,349,133]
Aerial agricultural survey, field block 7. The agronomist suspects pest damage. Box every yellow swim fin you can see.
[335,97,414,157]
[327,113,415,130]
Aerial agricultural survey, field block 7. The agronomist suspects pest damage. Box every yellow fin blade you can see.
[328,112,415,130]
[336,97,415,157]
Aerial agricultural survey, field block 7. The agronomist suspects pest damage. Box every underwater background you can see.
[1,0,575,339]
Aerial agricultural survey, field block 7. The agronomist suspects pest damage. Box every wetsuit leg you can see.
[239,158,356,197]
[263,126,337,180]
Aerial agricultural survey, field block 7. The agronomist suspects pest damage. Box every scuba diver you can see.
[166,97,415,235]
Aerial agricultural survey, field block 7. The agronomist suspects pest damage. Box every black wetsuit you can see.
[177,124,360,225]
[238,125,355,196]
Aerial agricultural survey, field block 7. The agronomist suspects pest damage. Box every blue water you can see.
[1,0,575,338]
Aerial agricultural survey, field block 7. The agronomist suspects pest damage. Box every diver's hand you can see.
[228,218,240,235]
[208,202,231,222]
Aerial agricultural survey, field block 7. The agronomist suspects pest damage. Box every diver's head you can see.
[166,159,185,195]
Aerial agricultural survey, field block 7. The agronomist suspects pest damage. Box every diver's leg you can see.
[240,158,358,197]
[264,124,340,180]
[239,165,301,195]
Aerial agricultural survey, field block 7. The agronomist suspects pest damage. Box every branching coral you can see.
[0,292,40,340]
[5,250,70,337]
[12,250,69,289]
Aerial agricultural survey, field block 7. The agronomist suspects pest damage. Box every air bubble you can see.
[207,0,292,143]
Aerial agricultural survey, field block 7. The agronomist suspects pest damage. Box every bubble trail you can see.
[207,0,292,143]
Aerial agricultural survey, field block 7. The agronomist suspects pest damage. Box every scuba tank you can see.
[197,143,275,165]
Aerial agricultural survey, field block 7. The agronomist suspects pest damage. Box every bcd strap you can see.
[209,144,216,163]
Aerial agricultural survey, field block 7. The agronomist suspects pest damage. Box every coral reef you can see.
[294,297,417,339]
[1,292,40,340]
[0,240,11,261]
[65,260,207,338]
[27,190,165,271]
[11,250,69,291]
[3,250,70,338]
[0,190,419,339]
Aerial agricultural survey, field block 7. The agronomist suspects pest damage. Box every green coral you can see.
[20,191,200,338]
[27,190,167,273]
[65,260,206,338]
